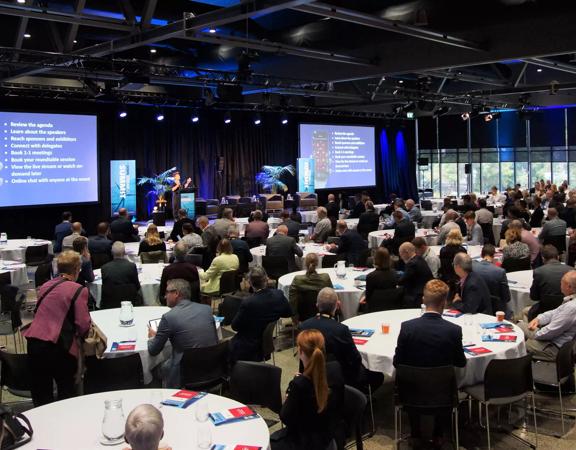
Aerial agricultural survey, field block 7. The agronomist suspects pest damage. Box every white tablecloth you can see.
[278,267,372,319]
[368,229,439,249]
[138,225,173,238]
[343,310,526,387]
[373,204,388,215]
[506,270,535,319]
[91,306,171,385]
[0,239,53,263]
[89,264,166,308]
[420,211,443,228]
[21,389,270,450]
[300,210,318,223]
[0,260,28,286]
[124,242,174,263]
[250,243,336,268]
[234,217,282,235]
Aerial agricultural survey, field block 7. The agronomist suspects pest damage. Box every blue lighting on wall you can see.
[83,8,168,26]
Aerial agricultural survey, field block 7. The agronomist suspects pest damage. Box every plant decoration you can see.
[255,164,296,193]
[137,167,176,203]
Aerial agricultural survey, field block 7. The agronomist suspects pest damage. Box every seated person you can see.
[357,201,380,239]
[327,220,368,266]
[245,210,269,243]
[472,244,511,318]
[148,279,217,388]
[213,207,235,239]
[123,404,171,450]
[270,330,344,450]
[180,222,203,249]
[464,211,484,245]
[397,242,433,308]
[360,247,398,310]
[413,237,440,278]
[230,266,292,364]
[228,225,252,274]
[439,228,467,296]
[72,236,94,287]
[538,207,568,244]
[518,271,576,362]
[502,228,530,263]
[451,253,492,314]
[437,211,460,245]
[405,199,422,224]
[169,208,194,242]
[159,241,200,302]
[281,210,301,240]
[62,221,83,251]
[289,253,333,324]
[110,208,139,243]
[101,242,141,309]
[88,222,113,258]
[139,224,167,256]
[381,210,415,255]
[393,279,466,446]
[301,288,384,393]
[199,239,239,295]
[310,207,332,243]
[266,225,303,273]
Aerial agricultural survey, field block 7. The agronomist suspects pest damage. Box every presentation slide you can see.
[0,111,98,208]
[299,123,376,189]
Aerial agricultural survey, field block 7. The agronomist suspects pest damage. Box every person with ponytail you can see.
[288,253,333,324]
[271,329,344,450]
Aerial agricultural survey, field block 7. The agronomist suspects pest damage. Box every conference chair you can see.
[395,365,462,450]
[180,341,229,394]
[420,200,432,211]
[321,254,340,268]
[532,337,576,436]
[262,320,277,365]
[140,250,167,264]
[243,236,263,249]
[0,350,32,405]
[90,253,111,270]
[83,354,144,395]
[229,361,282,428]
[261,255,289,286]
[501,257,531,273]
[100,283,141,309]
[543,235,567,255]
[366,287,404,313]
[480,222,496,245]
[24,244,51,266]
[463,355,537,449]
[0,284,23,352]
[335,385,369,450]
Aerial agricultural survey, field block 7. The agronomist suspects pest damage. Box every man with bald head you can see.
[327,220,368,266]
[437,210,460,245]
[405,199,422,224]
[538,207,567,245]
[519,271,576,361]
[265,224,303,272]
[451,253,492,315]
[110,208,139,242]
[62,221,83,251]
[300,287,384,392]
[398,242,433,307]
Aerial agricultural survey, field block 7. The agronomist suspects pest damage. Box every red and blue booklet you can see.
[211,446,261,450]
[162,390,207,408]
[443,309,463,318]
[110,340,136,352]
[481,334,517,343]
[463,346,492,356]
[209,406,259,426]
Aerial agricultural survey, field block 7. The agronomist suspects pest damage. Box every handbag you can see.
[82,322,107,358]
[0,405,32,449]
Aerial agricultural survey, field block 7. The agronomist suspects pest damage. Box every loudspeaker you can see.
[464,163,472,174]
[217,156,225,172]
[417,157,429,166]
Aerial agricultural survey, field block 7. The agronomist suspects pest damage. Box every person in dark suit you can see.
[196,215,220,266]
[525,245,574,320]
[54,211,73,253]
[169,208,195,242]
[148,278,218,388]
[472,244,511,318]
[300,287,384,392]
[382,210,416,256]
[561,199,576,229]
[280,210,301,241]
[529,196,544,228]
[357,201,380,239]
[325,193,340,222]
[230,266,292,364]
[327,220,368,266]
[359,247,398,311]
[265,225,303,273]
[348,192,368,219]
[451,253,492,314]
[228,225,252,274]
[393,279,466,444]
[110,208,139,243]
[158,241,200,303]
[72,237,94,287]
[397,242,433,307]
[88,222,113,258]
[100,242,141,309]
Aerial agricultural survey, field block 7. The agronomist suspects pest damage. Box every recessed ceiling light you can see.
[208,28,216,33]
[17,0,25,4]
[537,68,543,73]
[150,48,157,54]
[23,33,31,39]
[398,80,404,84]
[73,40,78,44]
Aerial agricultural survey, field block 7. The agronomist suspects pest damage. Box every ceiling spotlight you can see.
[484,113,493,122]
[224,112,231,124]
[254,113,262,125]
[208,28,217,33]
[150,48,157,54]
[156,112,164,121]
[119,111,127,119]
[73,39,78,44]
[398,80,404,84]
[17,0,25,4]
[281,114,288,125]
[461,112,470,121]
[191,114,199,123]
[537,68,543,73]
[23,33,31,39]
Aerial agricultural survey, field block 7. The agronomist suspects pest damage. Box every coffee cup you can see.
[495,311,505,322]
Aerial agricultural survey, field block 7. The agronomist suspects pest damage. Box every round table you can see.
[124,242,174,264]
[250,242,336,268]
[0,239,53,262]
[368,229,439,249]
[342,310,526,387]
[420,211,443,228]
[234,217,282,235]
[506,270,535,320]
[0,260,28,286]
[91,306,171,385]
[278,267,372,319]
[21,388,270,450]
[89,263,167,308]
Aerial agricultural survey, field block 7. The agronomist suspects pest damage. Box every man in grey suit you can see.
[100,242,141,309]
[148,278,218,388]
[213,208,235,239]
[265,225,303,272]
[472,244,511,318]
[538,208,567,243]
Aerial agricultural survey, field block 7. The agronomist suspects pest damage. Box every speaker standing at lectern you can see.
[171,171,182,220]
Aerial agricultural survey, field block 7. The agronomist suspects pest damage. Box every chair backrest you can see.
[501,256,531,273]
[420,200,432,210]
[190,246,210,270]
[368,287,404,312]
[83,354,144,394]
[297,289,320,322]
[34,262,53,288]
[0,350,32,393]
[180,341,229,390]
[395,365,458,409]
[540,294,564,313]
[261,255,289,281]
[91,253,111,270]
[218,293,245,325]
[543,235,567,253]
[140,250,167,264]
[25,244,49,265]
[555,339,576,382]
[342,385,368,450]
[229,361,282,415]
[321,254,340,268]
[0,272,10,287]
[100,283,140,309]
[184,253,203,267]
[244,236,263,249]
[483,354,533,401]
[326,237,341,246]
[219,270,239,295]
[479,222,495,245]
[262,320,276,361]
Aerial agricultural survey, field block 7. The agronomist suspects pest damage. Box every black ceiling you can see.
[2,0,576,118]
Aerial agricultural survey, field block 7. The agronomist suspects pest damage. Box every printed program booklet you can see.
[349,329,375,337]
[162,390,207,409]
[209,406,259,426]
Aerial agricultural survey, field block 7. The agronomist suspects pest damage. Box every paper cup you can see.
[381,323,390,334]
[496,311,505,322]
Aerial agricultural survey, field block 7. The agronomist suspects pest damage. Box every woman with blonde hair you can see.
[288,253,332,323]
[138,224,166,254]
[439,228,467,299]
[502,228,530,262]
[200,238,239,295]
[271,329,344,450]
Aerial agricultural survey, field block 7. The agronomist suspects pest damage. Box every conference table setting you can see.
[0,259,28,287]
[429,244,484,260]
[278,266,373,319]
[343,309,526,387]
[506,270,535,320]
[21,388,270,450]
[0,238,53,263]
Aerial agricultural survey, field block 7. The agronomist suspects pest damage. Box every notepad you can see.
[162,390,207,409]
[333,284,345,290]
[349,328,375,337]
[209,406,259,426]
[464,346,492,356]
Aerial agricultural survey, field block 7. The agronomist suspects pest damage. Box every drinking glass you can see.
[102,399,125,442]
[195,401,209,422]
[196,423,212,449]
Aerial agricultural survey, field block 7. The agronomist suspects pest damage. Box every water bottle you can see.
[221,196,226,205]
[0,233,6,245]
